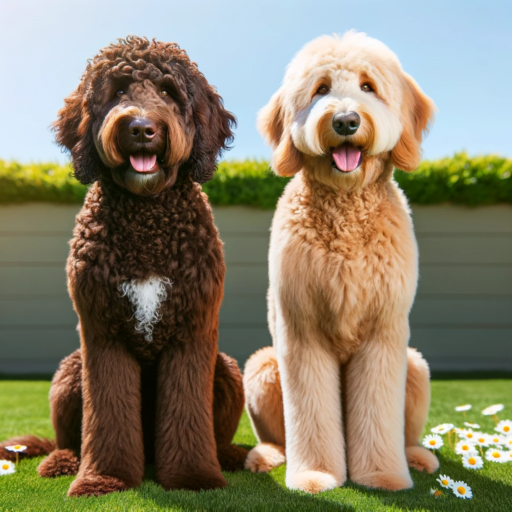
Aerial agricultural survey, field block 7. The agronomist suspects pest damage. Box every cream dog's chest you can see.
[120,277,172,342]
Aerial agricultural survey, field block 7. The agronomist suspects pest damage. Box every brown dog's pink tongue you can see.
[332,144,361,172]
[129,154,157,172]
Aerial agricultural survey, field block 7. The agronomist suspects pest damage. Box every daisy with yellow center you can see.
[464,422,480,429]
[431,423,454,435]
[485,448,506,463]
[462,453,484,469]
[495,419,512,435]
[504,437,512,449]
[436,474,453,488]
[455,440,477,455]
[455,404,471,412]
[0,460,15,475]
[430,488,443,498]
[423,434,443,451]
[460,428,476,440]
[482,404,504,425]
[5,445,27,466]
[505,450,512,461]
[451,481,473,500]
[489,434,505,446]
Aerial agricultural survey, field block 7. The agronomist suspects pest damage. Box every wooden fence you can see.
[0,203,511,373]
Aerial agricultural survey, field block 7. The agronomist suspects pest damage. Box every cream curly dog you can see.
[243,31,439,494]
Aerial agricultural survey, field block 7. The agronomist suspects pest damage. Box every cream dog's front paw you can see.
[286,470,342,494]
[351,470,413,491]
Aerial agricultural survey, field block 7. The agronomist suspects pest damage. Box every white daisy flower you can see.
[5,445,27,453]
[474,433,491,447]
[504,450,512,462]
[489,434,505,446]
[453,427,465,434]
[455,404,472,412]
[451,481,473,499]
[482,404,504,416]
[460,429,477,441]
[485,448,506,463]
[430,488,444,497]
[455,440,477,455]
[503,437,512,449]
[495,420,512,435]
[464,422,480,429]
[431,423,454,435]
[462,453,484,469]
[436,474,454,488]
[0,460,15,475]
[423,434,443,450]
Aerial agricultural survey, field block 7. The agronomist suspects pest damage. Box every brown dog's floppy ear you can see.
[187,75,236,184]
[257,89,303,177]
[52,76,101,185]
[391,74,436,172]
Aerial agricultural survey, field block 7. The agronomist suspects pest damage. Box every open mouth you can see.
[129,153,160,174]
[331,143,363,173]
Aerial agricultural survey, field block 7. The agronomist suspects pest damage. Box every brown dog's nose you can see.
[129,118,157,142]
[332,111,361,136]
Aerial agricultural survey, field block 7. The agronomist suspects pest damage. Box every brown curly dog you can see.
[0,36,247,496]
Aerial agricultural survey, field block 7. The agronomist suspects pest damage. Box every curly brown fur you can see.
[10,36,245,497]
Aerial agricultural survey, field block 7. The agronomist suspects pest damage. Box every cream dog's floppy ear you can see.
[258,88,303,177]
[391,74,436,172]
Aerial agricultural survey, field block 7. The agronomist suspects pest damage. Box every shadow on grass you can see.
[134,465,354,512]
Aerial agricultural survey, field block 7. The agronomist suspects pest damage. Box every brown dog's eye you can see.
[361,83,374,93]
[117,90,125,97]
[316,85,329,95]
[161,90,169,97]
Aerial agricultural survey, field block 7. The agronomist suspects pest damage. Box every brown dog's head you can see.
[258,31,435,190]
[54,36,235,196]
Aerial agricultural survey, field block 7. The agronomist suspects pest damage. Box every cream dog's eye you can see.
[316,85,329,95]
[361,83,374,93]
[161,90,169,97]
[117,90,125,97]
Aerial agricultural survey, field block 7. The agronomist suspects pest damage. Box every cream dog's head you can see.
[258,31,435,190]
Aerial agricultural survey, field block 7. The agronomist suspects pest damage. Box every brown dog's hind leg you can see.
[405,348,439,473]
[243,347,286,473]
[38,349,82,477]
[213,353,248,471]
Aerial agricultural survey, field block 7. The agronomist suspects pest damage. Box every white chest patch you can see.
[120,277,172,342]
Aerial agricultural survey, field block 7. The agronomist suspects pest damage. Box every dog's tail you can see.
[0,435,55,462]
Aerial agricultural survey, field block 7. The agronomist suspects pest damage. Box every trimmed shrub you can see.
[0,153,510,208]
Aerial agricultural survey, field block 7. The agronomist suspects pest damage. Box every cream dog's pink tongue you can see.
[332,144,361,172]
[129,154,157,172]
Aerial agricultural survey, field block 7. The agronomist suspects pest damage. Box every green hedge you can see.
[1,153,511,208]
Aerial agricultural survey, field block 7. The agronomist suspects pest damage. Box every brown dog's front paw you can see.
[38,449,80,477]
[68,474,130,497]
[159,470,227,491]
[352,470,413,491]
[218,444,249,472]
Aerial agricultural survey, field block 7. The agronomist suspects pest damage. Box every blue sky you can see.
[1,0,511,163]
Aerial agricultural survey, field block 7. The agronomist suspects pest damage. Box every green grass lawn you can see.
[0,378,511,511]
